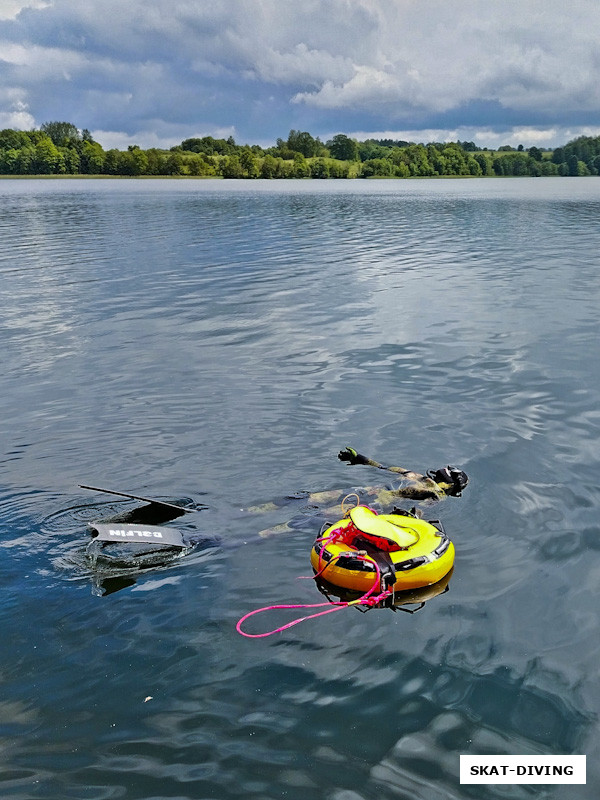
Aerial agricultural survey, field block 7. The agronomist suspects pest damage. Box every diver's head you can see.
[427,466,468,496]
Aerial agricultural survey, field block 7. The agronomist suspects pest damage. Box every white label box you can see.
[460,755,586,784]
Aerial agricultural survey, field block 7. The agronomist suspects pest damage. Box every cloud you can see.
[293,65,412,111]
[345,125,592,150]
[0,0,599,147]
[291,1,600,120]
[0,107,35,129]
[0,84,35,129]
[241,41,355,88]
[92,124,237,152]
[0,1,49,21]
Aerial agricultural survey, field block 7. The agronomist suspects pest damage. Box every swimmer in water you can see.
[249,447,468,537]
[337,446,468,500]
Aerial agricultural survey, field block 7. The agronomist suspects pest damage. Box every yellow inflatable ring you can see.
[310,506,454,593]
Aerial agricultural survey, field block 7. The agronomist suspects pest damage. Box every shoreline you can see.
[0,173,571,181]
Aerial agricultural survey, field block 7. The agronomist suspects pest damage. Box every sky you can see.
[1,0,599,151]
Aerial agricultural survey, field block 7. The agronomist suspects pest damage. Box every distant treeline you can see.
[1,121,600,178]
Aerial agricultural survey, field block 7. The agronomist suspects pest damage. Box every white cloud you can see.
[346,125,600,150]
[0,107,35,128]
[238,40,355,88]
[0,40,92,77]
[294,65,406,109]
[0,85,35,128]
[0,0,49,21]
[92,125,237,151]
[288,1,600,117]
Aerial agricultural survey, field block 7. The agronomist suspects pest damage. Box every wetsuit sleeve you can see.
[338,448,423,479]
[338,447,374,466]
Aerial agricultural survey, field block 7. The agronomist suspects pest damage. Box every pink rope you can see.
[235,600,350,638]
[236,551,392,638]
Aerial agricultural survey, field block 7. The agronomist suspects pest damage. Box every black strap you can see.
[354,538,397,589]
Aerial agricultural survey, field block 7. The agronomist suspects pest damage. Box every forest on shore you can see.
[1,121,600,179]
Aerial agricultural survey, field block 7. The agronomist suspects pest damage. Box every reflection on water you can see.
[1,178,600,799]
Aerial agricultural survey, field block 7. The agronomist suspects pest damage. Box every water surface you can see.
[1,178,599,799]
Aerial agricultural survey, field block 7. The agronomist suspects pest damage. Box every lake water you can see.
[1,177,599,800]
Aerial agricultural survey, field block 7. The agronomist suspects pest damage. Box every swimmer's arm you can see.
[338,447,425,480]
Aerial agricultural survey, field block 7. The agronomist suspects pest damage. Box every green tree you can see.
[538,160,559,176]
[260,154,277,178]
[240,149,260,178]
[274,158,294,178]
[60,146,80,173]
[180,136,238,156]
[401,144,434,176]
[473,152,494,175]
[40,121,80,146]
[493,152,539,176]
[559,135,600,173]
[0,128,30,150]
[492,156,507,175]
[187,154,214,176]
[164,152,184,175]
[292,152,310,178]
[394,162,410,177]
[466,156,483,176]
[16,146,36,173]
[327,134,359,161]
[511,154,529,175]
[187,156,202,176]
[271,138,293,159]
[428,146,446,176]
[567,154,579,176]
[33,138,61,173]
[144,148,166,175]
[117,146,149,175]
[314,137,329,157]
[0,148,20,173]
[360,158,394,177]
[221,154,244,178]
[80,140,105,173]
[329,160,350,178]
[310,158,330,178]
[358,140,392,161]
[441,144,469,175]
[103,149,120,174]
[181,137,208,153]
[287,129,319,157]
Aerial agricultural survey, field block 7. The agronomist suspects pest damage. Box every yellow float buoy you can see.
[310,505,454,594]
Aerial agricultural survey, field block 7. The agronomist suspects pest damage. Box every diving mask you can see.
[427,465,468,496]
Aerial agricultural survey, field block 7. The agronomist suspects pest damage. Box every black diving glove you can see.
[338,447,370,466]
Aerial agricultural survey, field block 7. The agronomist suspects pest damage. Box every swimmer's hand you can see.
[338,447,369,465]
